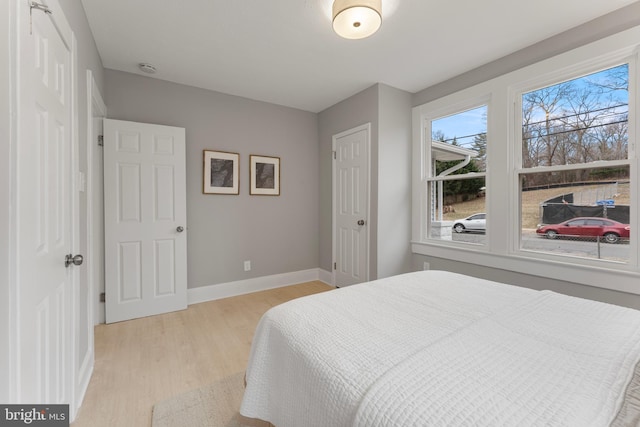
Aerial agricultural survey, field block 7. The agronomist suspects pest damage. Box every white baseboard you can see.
[318,268,333,286]
[188,268,334,306]
[72,362,93,422]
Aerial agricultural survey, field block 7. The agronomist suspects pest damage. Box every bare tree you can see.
[522,101,540,169]
[521,64,629,187]
[592,115,628,161]
[522,81,573,167]
[587,64,629,93]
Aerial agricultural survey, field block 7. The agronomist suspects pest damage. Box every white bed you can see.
[240,270,640,427]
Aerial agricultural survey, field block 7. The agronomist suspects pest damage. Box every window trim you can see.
[412,25,640,295]
[418,93,491,243]
[511,59,636,267]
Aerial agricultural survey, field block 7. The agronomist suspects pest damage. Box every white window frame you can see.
[512,59,635,266]
[413,90,491,245]
[412,25,640,295]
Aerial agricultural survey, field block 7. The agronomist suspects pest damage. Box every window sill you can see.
[411,241,640,295]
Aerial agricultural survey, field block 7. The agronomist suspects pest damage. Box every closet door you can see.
[103,119,187,323]
[333,124,370,287]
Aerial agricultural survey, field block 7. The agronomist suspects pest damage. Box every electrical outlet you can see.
[244,260,251,271]
[423,262,430,271]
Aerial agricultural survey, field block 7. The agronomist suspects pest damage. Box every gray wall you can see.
[59,0,105,92]
[104,70,319,288]
[413,2,640,107]
[377,85,412,278]
[412,255,640,310]
[318,85,379,280]
[317,83,414,281]
[410,2,640,309]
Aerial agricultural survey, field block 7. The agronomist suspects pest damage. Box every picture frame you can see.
[203,150,240,195]
[250,155,280,196]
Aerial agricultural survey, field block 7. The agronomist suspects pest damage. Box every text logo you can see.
[0,405,68,426]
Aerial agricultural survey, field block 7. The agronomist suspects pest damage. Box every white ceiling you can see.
[80,0,637,113]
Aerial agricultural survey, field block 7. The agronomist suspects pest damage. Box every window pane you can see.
[522,64,628,167]
[428,177,486,245]
[520,167,631,263]
[432,105,487,174]
[428,105,488,245]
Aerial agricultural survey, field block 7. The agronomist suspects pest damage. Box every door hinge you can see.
[334,262,336,270]
[100,292,105,303]
[332,151,336,160]
[98,135,104,146]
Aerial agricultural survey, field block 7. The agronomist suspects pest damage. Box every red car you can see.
[536,217,630,243]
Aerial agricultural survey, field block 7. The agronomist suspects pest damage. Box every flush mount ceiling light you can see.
[332,0,382,40]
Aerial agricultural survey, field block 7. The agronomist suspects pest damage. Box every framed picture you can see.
[250,155,280,196]
[203,150,239,194]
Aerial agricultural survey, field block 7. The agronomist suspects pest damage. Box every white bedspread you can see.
[239,271,640,427]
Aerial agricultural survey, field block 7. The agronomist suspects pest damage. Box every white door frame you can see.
[5,0,19,403]
[73,69,105,411]
[86,70,106,325]
[331,123,371,287]
[69,17,80,420]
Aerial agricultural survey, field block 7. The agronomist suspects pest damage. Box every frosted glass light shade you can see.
[332,0,382,40]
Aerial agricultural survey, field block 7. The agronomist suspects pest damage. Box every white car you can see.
[452,213,486,233]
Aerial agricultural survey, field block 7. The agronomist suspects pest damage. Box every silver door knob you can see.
[176,226,184,232]
[357,220,365,226]
[65,254,84,268]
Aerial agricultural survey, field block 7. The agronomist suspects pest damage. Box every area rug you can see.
[152,372,271,427]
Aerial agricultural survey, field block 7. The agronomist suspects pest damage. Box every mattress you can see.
[240,270,640,427]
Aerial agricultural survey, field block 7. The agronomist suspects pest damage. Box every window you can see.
[518,65,631,263]
[425,105,487,245]
[412,26,639,294]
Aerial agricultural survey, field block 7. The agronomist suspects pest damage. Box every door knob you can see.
[357,219,365,226]
[176,226,184,232]
[65,254,84,268]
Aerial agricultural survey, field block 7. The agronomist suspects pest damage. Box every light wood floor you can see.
[72,281,332,427]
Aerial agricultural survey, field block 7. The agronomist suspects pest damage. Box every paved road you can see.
[451,230,630,262]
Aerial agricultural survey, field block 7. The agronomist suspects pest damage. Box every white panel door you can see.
[16,0,75,411]
[104,119,187,323]
[333,124,370,287]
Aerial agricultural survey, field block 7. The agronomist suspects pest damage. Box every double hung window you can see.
[423,104,488,245]
[518,64,631,262]
[412,27,639,292]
